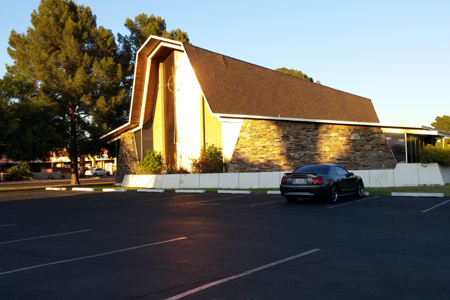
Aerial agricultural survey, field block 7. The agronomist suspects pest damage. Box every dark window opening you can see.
[385,133,406,163]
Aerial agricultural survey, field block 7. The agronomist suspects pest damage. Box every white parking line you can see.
[422,199,450,213]
[326,196,378,209]
[187,195,246,204]
[0,223,19,227]
[165,248,321,300]
[0,229,92,245]
[0,237,187,276]
[135,195,190,203]
[250,200,284,207]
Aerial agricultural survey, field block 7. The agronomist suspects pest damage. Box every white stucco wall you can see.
[222,119,243,166]
[174,52,202,171]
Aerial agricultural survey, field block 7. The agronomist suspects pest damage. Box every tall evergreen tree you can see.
[275,67,314,83]
[7,0,126,184]
[0,74,65,161]
[431,115,450,132]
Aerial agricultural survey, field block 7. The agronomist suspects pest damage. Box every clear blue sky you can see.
[1,0,449,127]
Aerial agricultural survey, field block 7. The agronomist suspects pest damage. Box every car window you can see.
[335,167,348,176]
[294,165,331,174]
[328,167,337,175]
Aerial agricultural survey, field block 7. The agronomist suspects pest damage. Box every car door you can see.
[334,166,356,192]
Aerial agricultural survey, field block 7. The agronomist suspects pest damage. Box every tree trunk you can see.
[69,117,80,185]
[79,155,86,178]
[70,157,79,185]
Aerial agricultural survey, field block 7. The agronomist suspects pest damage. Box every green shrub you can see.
[190,145,224,173]
[6,163,33,181]
[137,150,163,174]
[419,144,450,167]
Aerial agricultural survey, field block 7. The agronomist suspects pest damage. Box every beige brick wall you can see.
[152,62,165,155]
[202,98,223,149]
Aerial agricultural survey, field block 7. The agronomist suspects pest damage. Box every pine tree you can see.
[7,0,126,185]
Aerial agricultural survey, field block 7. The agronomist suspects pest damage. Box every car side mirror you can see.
[348,172,354,177]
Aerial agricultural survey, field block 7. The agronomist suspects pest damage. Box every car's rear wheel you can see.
[357,181,364,197]
[285,196,297,203]
[93,173,97,177]
[328,185,339,203]
[106,172,110,176]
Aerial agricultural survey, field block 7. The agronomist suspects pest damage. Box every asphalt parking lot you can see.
[1,191,449,300]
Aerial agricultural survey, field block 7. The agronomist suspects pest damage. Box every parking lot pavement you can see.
[0,191,449,299]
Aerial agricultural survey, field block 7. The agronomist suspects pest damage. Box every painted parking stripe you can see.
[250,200,285,206]
[0,237,187,276]
[165,248,321,300]
[422,199,450,213]
[0,229,92,245]
[187,195,246,204]
[0,223,19,227]
[326,196,378,209]
[135,195,190,203]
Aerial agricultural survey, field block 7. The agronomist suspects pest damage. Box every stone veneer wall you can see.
[116,130,139,183]
[228,120,397,172]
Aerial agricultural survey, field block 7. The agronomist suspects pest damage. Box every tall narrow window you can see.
[385,133,406,163]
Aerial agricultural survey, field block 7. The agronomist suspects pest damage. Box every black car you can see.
[280,164,364,203]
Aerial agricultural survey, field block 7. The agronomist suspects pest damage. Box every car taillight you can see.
[281,177,288,184]
[312,177,324,184]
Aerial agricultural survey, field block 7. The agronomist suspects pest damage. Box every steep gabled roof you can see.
[183,43,379,123]
[102,36,379,142]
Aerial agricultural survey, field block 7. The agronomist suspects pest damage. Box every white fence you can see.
[121,163,450,189]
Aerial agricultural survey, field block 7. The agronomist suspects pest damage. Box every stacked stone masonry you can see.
[116,131,139,183]
[228,120,397,172]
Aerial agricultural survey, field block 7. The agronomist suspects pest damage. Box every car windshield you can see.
[294,165,331,174]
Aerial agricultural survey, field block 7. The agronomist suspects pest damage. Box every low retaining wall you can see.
[353,163,450,187]
[121,163,450,189]
[122,172,287,189]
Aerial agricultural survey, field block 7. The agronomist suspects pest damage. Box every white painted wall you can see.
[222,120,243,165]
[174,52,202,171]
[121,163,450,189]
[440,164,450,184]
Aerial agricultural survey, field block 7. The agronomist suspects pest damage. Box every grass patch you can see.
[0,183,118,193]
[366,185,450,196]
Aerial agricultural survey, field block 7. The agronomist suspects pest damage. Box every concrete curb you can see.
[137,189,165,193]
[175,190,206,194]
[45,187,67,191]
[391,192,444,198]
[72,188,95,192]
[102,189,127,192]
[267,191,281,195]
[218,190,252,194]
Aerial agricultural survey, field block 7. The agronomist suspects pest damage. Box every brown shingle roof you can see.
[183,43,380,123]
[102,36,381,141]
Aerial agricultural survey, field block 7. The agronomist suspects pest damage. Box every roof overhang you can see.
[382,126,450,137]
[216,113,450,137]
